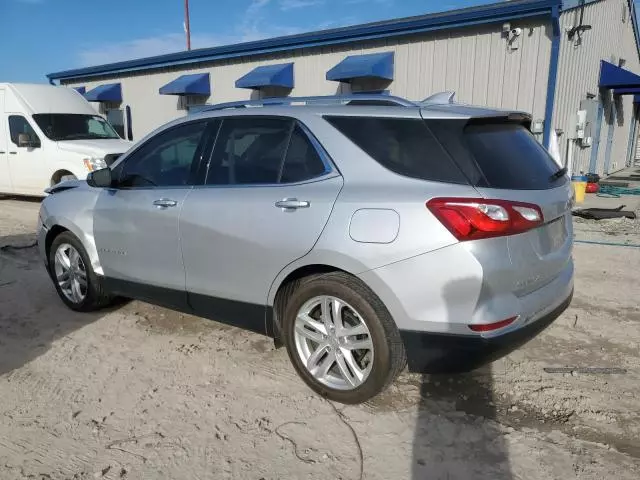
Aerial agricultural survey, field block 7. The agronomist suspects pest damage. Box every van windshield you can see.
[32,114,120,141]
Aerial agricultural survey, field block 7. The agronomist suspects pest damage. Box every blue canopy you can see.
[599,61,640,89]
[236,63,294,89]
[613,87,640,95]
[84,83,122,102]
[73,86,86,94]
[326,52,394,83]
[159,73,210,96]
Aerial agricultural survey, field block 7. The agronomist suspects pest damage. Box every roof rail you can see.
[199,94,417,112]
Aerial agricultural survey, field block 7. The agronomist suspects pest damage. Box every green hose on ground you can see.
[597,185,640,197]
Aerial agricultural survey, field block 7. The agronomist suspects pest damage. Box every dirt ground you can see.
[0,195,639,480]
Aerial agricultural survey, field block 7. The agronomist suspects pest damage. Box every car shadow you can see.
[0,233,113,377]
[0,194,43,203]
[410,277,513,479]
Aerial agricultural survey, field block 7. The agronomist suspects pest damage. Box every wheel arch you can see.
[43,216,103,276]
[50,169,76,186]
[44,224,70,260]
[267,253,369,345]
[268,253,368,307]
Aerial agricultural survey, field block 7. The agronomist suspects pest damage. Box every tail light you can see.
[427,197,543,241]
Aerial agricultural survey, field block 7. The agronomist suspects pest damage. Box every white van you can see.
[0,83,133,196]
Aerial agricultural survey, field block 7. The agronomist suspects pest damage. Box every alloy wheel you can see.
[294,295,374,390]
[54,243,88,304]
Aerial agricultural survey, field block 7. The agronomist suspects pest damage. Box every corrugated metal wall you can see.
[64,18,552,140]
[554,0,640,175]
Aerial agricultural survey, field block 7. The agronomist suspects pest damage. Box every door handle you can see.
[9,152,17,155]
[153,198,178,208]
[275,198,310,210]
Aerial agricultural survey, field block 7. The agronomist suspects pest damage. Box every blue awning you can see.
[84,83,122,102]
[159,73,210,96]
[599,61,640,89]
[635,95,640,103]
[236,63,294,89]
[613,87,640,95]
[326,52,394,83]
[73,86,86,94]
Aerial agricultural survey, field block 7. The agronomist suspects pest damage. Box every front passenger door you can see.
[93,120,213,307]
[6,115,47,195]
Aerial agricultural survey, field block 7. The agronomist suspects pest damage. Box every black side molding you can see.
[102,277,273,336]
[190,293,271,335]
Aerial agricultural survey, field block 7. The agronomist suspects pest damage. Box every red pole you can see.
[184,0,191,51]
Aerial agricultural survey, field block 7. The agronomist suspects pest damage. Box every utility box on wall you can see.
[579,97,598,147]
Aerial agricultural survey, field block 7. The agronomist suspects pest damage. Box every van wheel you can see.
[48,231,112,312]
[51,171,77,186]
[60,174,77,183]
[282,272,406,404]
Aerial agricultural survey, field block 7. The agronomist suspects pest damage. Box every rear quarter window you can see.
[324,116,468,184]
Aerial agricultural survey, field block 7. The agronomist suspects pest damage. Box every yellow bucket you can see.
[571,175,587,204]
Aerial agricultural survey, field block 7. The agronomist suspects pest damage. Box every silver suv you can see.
[38,94,574,404]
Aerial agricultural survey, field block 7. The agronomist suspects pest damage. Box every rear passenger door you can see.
[180,116,343,333]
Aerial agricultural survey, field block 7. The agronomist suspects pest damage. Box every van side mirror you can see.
[18,133,39,148]
[87,167,113,188]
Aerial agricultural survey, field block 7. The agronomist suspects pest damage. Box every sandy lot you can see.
[0,196,639,480]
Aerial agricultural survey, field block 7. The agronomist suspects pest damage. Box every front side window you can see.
[205,118,328,185]
[32,114,119,141]
[106,109,125,138]
[9,115,40,147]
[117,121,206,188]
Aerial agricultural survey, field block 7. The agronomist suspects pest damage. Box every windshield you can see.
[32,114,120,141]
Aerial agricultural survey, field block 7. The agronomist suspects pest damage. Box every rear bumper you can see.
[399,289,573,374]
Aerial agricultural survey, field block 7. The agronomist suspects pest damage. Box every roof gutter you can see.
[542,3,561,148]
[47,0,559,82]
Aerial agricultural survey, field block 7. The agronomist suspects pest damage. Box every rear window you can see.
[428,120,566,190]
[325,116,468,184]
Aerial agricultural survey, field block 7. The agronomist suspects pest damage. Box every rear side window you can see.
[325,116,467,184]
[281,126,327,183]
[205,118,328,185]
[429,121,565,190]
[207,117,291,185]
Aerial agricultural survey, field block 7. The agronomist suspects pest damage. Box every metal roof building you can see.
[48,0,640,176]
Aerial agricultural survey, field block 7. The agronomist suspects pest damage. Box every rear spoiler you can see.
[466,112,532,130]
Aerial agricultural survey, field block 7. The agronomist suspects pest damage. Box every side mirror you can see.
[18,133,38,148]
[87,167,113,188]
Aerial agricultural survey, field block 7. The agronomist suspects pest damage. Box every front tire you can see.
[282,272,406,404]
[48,231,112,312]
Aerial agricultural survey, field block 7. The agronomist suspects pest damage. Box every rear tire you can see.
[282,272,406,404]
[48,231,113,312]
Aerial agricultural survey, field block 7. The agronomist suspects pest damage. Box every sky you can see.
[1,0,497,83]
